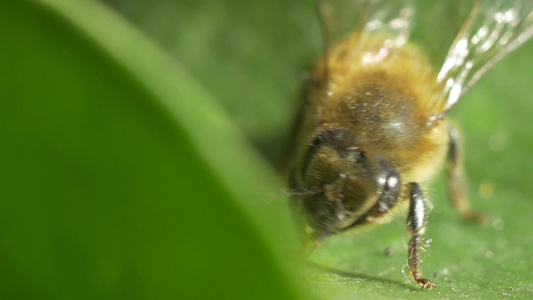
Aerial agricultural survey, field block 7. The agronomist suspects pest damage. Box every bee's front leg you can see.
[447,125,487,224]
[288,197,321,260]
[406,183,435,290]
[286,185,328,260]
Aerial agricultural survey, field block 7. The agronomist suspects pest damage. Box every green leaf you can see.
[0,0,301,299]
[100,0,533,298]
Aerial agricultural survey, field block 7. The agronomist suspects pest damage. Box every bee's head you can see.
[294,127,401,233]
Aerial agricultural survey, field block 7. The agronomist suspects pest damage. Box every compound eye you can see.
[302,128,358,174]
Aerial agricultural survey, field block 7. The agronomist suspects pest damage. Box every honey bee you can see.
[287,0,533,289]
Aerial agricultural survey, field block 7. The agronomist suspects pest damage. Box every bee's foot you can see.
[416,278,435,290]
[464,211,488,226]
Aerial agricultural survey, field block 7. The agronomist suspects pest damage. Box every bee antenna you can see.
[283,187,323,196]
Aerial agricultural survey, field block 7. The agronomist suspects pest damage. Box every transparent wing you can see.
[413,1,474,68]
[435,0,533,115]
[318,0,415,65]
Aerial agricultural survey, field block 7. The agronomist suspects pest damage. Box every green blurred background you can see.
[1,0,532,299]
[103,0,324,167]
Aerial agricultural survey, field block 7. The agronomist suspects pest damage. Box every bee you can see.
[287,0,533,289]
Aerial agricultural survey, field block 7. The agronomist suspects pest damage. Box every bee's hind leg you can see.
[406,182,435,289]
[447,125,487,224]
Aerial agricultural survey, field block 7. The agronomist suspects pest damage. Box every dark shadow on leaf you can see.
[307,261,418,291]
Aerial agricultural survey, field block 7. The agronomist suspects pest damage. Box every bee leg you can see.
[289,199,323,261]
[407,182,435,290]
[289,198,307,244]
[447,125,487,224]
[300,230,329,260]
[287,170,312,253]
[286,182,327,259]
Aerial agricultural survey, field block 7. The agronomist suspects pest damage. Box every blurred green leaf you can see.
[0,0,300,299]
